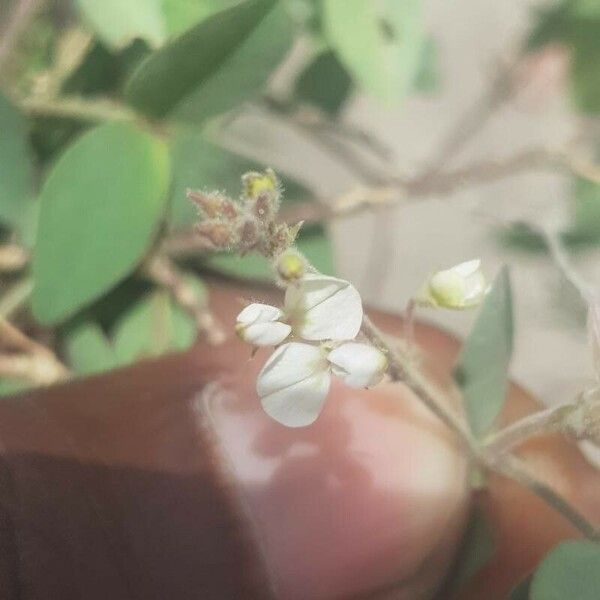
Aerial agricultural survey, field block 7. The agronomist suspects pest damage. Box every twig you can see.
[0,318,69,384]
[144,255,226,345]
[0,0,45,75]
[361,314,475,450]
[484,403,575,458]
[0,243,28,271]
[19,96,138,123]
[494,455,600,540]
[0,277,33,319]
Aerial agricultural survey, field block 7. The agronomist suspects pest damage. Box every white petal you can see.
[327,342,387,388]
[237,303,282,325]
[257,342,331,427]
[257,342,326,397]
[261,371,331,427]
[285,274,363,341]
[241,321,292,346]
[452,259,481,277]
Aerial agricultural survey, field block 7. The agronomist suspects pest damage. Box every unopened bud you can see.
[242,168,279,200]
[238,218,260,250]
[196,221,231,248]
[276,249,306,282]
[187,189,239,220]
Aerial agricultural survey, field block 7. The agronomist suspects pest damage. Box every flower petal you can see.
[285,274,363,341]
[237,303,283,325]
[327,342,388,388]
[452,259,481,277]
[261,371,331,427]
[257,342,331,427]
[257,342,326,397]
[241,321,292,346]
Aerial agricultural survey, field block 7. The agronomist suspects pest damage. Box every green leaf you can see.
[565,178,600,244]
[112,289,197,365]
[454,267,514,438]
[63,319,117,376]
[125,0,294,123]
[162,0,240,37]
[76,0,166,49]
[0,92,35,238]
[323,0,424,104]
[32,122,170,325]
[169,131,314,227]
[447,507,495,593]
[530,541,600,600]
[205,228,334,281]
[294,50,353,116]
[510,577,532,600]
[413,37,440,94]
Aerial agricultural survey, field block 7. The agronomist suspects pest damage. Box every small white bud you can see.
[415,259,489,310]
[236,303,291,346]
[327,342,388,388]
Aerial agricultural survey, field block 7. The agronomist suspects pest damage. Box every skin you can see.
[0,280,598,599]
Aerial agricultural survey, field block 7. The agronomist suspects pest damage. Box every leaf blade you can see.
[32,122,170,324]
[454,266,514,437]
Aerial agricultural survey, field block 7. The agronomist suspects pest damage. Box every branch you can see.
[0,0,45,74]
[144,255,225,345]
[19,96,138,123]
[0,318,69,384]
[0,243,28,271]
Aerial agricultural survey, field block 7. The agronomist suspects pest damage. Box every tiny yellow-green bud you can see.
[276,250,306,282]
[242,169,278,200]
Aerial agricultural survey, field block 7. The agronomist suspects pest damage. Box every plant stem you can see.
[484,403,576,458]
[361,314,476,451]
[0,277,33,319]
[494,455,600,540]
[19,96,138,123]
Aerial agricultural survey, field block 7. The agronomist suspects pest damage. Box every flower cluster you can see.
[236,274,388,427]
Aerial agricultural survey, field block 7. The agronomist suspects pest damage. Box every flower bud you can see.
[242,168,278,200]
[327,342,388,389]
[236,303,291,346]
[196,221,232,248]
[415,259,489,310]
[187,190,238,220]
[275,250,306,283]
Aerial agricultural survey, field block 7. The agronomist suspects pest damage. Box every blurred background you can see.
[0,0,599,412]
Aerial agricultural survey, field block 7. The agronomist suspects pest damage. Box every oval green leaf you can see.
[323,0,424,104]
[32,122,170,324]
[125,0,294,123]
[531,541,600,600]
[454,266,514,438]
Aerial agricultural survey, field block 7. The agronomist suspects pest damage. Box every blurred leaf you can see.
[530,541,600,600]
[294,50,353,116]
[565,178,600,244]
[0,379,31,398]
[162,0,240,36]
[112,289,197,364]
[32,122,170,325]
[0,92,35,238]
[413,37,440,94]
[169,131,314,227]
[76,0,166,49]
[323,0,424,104]
[528,1,600,113]
[63,319,117,376]
[63,40,151,97]
[509,577,532,600]
[447,507,495,594]
[126,0,294,123]
[205,228,334,281]
[454,267,513,438]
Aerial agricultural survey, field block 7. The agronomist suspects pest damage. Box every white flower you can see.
[328,342,388,388]
[257,341,387,427]
[236,274,363,346]
[236,303,292,346]
[415,259,489,310]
